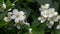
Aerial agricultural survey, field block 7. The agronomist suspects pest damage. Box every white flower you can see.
[41,8,58,18]
[56,25,60,29]
[11,9,26,23]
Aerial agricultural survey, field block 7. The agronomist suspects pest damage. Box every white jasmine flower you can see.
[56,25,60,29]
[11,9,26,23]
[38,3,60,26]
[41,8,58,18]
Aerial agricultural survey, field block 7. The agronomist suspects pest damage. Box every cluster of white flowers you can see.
[38,4,60,28]
[4,9,30,29]
[0,2,6,11]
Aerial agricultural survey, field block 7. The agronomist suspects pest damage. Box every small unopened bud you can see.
[29,28,32,34]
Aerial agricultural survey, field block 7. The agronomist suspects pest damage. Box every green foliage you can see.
[0,0,60,34]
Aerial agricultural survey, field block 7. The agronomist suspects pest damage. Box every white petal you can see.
[19,15,26,21]
[57,15,60,19]
[43,15,47,18]
[49,15,53,18]
[45,4,50,9]
[54,12,58,16]
[48,25,53,28]
[38,17,41,21]
[15,18,20,23]
[56,25,60,29]
[13,9,19,15]
[19,11,25,15]
[3,2,6,9]
[16,26,20,29]
[8,8,12,11]
[8,12,12,16]
[4,17,10,22]
[54,17,59,22]
[50,21,54,25]
[49,8,55,12]
[11,15,16,19]
[41,20,45,23]
[41,4,49,9]
[25,22,30,26]
[29,28,32,32]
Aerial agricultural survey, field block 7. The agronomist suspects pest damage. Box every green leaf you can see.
[31,10,40,20]
[32,19,46,34]
[0,0,3,6]
[0,10,8,20]
[6,0,12,9]
[32,19,40,28]
[0,20,8,27]
[32,29,44,34]
[20,7,32,18]
[51,1,59,11]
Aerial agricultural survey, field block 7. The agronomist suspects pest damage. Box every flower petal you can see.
[19,11,25,15]
[19,15,26,21]
[13,9,19,15]
[15,18,20,23]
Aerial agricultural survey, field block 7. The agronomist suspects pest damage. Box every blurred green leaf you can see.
[32,19,46,34]
[0,20,8,27]
[32,29,44,34]
[51,1,59,11]
[0,0,3,6]
[0,10,8,20]
[6,0,12,9]
[31,10,40,19]
[21,8,32,18]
